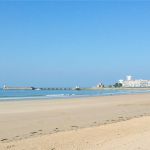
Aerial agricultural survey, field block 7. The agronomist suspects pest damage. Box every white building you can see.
[119,76,150,88]
[126,75,133,81]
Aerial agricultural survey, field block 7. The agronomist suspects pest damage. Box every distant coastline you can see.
[2,85,150,91]
[2,75,150,91]
[90,87,150,90]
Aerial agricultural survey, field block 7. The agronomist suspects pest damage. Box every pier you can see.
[3,85,35,90]
[2,85,80,91]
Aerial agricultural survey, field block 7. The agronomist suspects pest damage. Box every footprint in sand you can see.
[6,145,15,149]
[15,136,19,137]
[118,116,124,119]
[111,119,116,122]
[71,125,79,128]
[53,128,59,132]
[15,136,20,138]
[30,131,38,134]
[1,138,8,142]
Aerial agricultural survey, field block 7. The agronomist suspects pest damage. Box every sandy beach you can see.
[1,93,150,150]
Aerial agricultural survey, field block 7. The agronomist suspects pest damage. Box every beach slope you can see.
[1,116,150,150]
[1,94,150,149]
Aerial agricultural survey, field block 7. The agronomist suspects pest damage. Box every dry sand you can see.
[1,116,150,150]
[1,94,150,149]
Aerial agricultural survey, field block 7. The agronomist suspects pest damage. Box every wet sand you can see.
[1,93,150,149]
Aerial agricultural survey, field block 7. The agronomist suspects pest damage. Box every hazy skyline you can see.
[0,1,150,87]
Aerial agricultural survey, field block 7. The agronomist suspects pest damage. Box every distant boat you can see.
[74,86,81,90]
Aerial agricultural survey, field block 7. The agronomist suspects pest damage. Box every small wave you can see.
[0,96,45,100]
[46,94,76,97]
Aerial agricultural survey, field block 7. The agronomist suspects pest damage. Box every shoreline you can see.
[0,89,150,102]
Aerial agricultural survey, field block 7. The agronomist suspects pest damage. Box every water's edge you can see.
[0,89,150,101]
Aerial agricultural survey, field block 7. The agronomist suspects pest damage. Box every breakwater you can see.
[3,86,80,91]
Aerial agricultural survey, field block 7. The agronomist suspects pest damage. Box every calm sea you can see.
[0,89,150,101]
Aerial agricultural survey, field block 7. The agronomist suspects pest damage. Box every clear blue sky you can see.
[0,1,150,87]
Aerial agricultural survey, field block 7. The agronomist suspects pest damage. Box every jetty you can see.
[2,85,80,91]
[39,87,73,90]
[3,85,35,90]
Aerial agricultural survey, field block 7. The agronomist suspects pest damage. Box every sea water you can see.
[0,89,150,101]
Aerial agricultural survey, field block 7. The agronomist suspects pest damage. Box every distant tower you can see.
[126,75,133,81]
[3,85,6,89]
